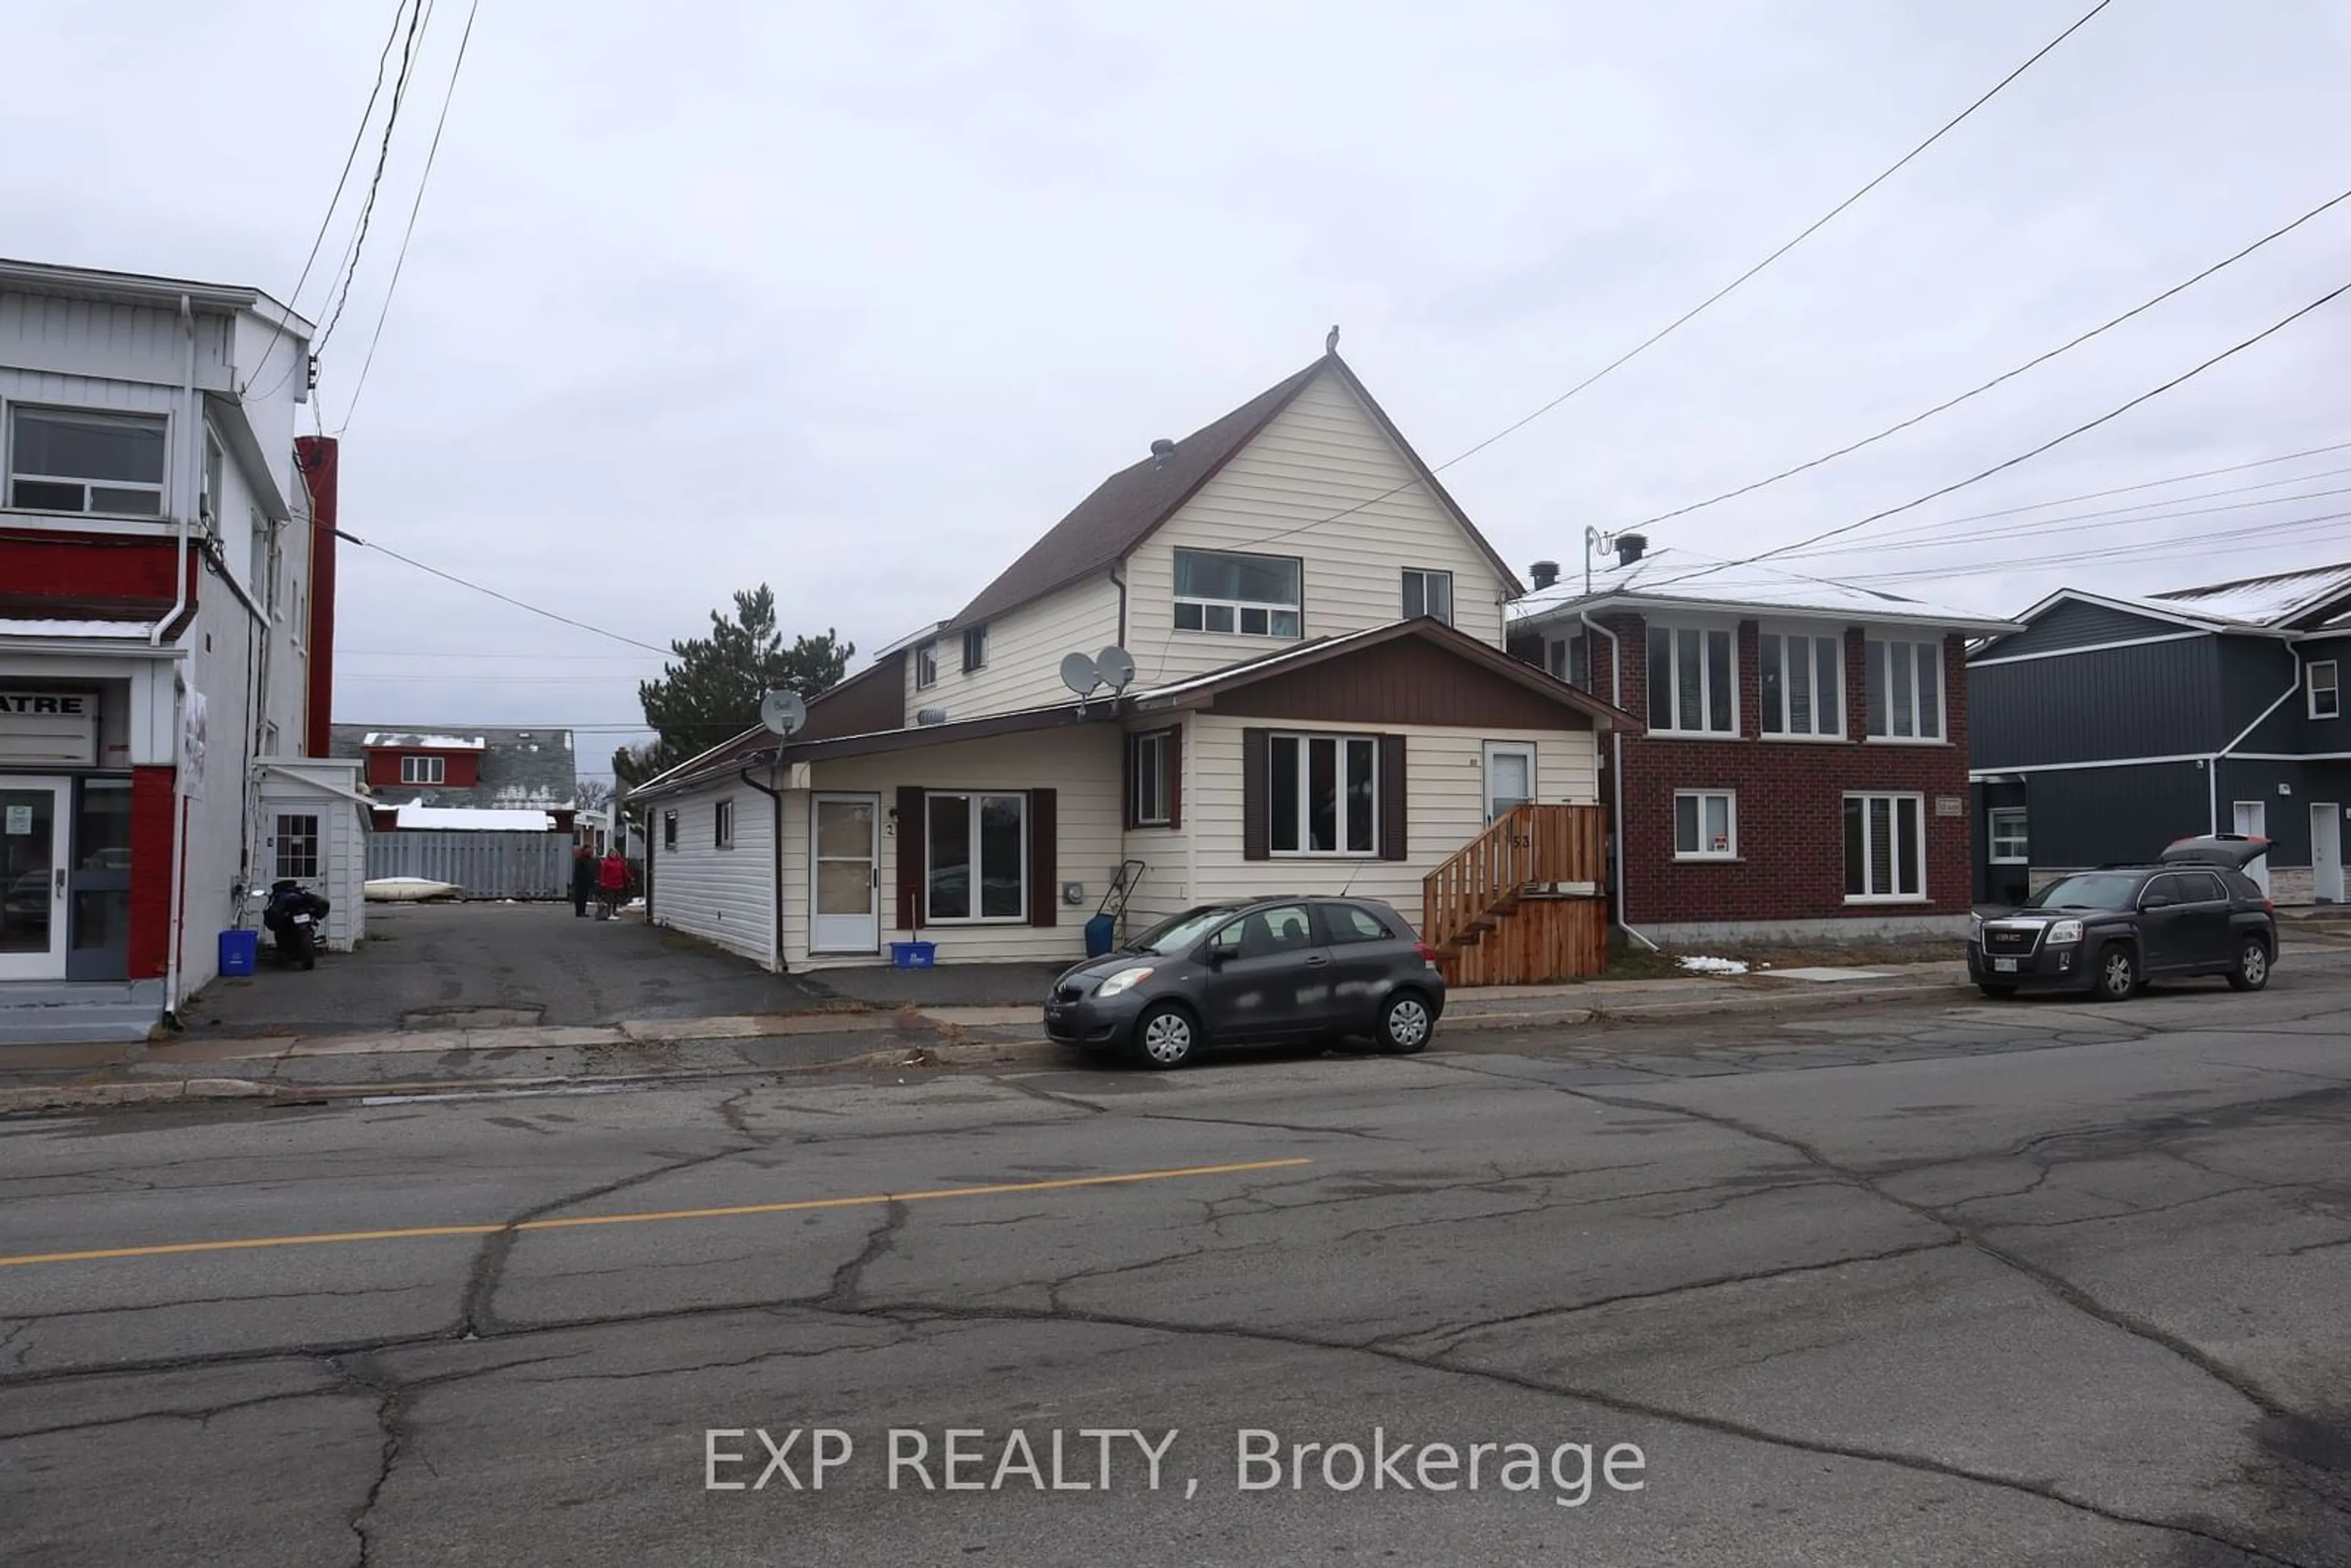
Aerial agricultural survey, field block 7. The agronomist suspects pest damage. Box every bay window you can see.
[1865,637,1944,740]
[1269,733,1376,855]
[1760,631,1843,737]
[1845,792,1925,901]
[926,791,1027,920]
[1646,624,1736,735]
[1174,548,1302,637]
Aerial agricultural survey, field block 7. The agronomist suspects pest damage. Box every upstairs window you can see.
[915,641,938,689]
[7,407,167,516]
[662,810,679,850]
[1865,637,1944,740]
[1174,548,1302,637]
[2309,660,2341,720]
[961,625,988,673]
[1760,631,1843,738]
[1547,633,1590,690]
[400,756,446,785]
[1401,568,1453,625]
[1646,625,1736,735]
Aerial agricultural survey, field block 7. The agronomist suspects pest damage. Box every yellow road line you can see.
[0,1157,1314,1270]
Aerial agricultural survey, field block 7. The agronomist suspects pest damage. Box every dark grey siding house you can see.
[1968,564,2351,907]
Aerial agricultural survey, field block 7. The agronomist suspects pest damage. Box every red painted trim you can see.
[128,767,175,978]
[296,435,339,759]
[0,533,198,613]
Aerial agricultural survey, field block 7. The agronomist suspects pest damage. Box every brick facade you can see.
[1586,612,1973,928]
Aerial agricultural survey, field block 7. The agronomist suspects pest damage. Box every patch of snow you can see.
[363,732,487,750]
[392,803,556,831]
[2139,560,2351,628]
[621,897,646,912]
[0,618,159,638]
[1676,955,1750,976]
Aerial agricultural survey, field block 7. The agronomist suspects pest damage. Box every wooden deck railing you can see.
[1422,803,1607,956]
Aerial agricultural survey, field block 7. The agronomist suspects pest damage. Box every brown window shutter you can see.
[1028,788,1059,926]
[894,786,925,929]
[1167,725,1183,831]
[1242,727,1270,861]
[1121,733,1136,832]
[1379,733,1408,861]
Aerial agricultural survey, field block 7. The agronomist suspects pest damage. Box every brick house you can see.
[1511,559,2017,945]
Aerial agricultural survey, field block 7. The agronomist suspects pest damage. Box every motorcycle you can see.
[263,879,331,970]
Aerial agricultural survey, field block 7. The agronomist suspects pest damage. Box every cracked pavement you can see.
[2,969,2349,1564]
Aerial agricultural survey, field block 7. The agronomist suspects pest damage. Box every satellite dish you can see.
[1059,652,1101,697]
[758,688,807,737]
[1095,646,1136,693]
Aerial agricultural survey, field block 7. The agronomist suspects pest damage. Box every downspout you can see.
[1581,610,1660,953]
[159,294,197,1028]
[741,758,787,973]
[2209,640,2301,834]
[1111,563,1128,647]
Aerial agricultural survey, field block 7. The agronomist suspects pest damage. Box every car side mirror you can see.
[2139,894,2173,910]
[1206,939,1239,966]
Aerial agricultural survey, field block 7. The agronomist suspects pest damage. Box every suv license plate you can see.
[1992,956,2018,972]
[292,913,313,926]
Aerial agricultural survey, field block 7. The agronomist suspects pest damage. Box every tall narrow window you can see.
[1646,625,1737,734]
[915,642,939,689]
[2309,661,2341,720]
[1760,631,1843,737]
[1865,639,1944,740]
[1130,730,1171,826]
[1844,793,1925,899]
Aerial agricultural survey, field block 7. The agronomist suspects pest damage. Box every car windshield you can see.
[2025,872,2143,912]
[1123,904,1243,955]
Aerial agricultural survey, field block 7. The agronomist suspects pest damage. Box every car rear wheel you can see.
[1977,983,2017,1000]
[1378,992,1433,1054]
[1132,1004,1198,1070]
[2226,938,2271,992]
[2091,943,2138,1002]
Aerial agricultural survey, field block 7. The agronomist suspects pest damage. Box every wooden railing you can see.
[1422,803,1607,957]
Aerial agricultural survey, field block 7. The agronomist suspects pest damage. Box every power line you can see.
[336,527,676,655]
[337,0,481,433]
[313,0,434,358]
[1822,508,2351,586]
[1780,476,2351,560]
[246,0,418,401]
[1632,277,2351,596]
[1629,184,2351,535]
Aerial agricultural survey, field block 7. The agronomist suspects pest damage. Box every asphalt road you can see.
[4,972,2349,1566]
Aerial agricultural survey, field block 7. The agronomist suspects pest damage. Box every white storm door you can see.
[0,778,71,981]
[1483,743,1536,825]
[810,793,880,953]
[2311,803,2344,904]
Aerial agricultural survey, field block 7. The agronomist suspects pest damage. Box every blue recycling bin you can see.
[1084,912,1116,958]
[219,928,259,977]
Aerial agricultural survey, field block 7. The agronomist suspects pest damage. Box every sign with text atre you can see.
[0,691,101,768]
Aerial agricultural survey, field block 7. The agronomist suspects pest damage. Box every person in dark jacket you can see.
[571,846,598,918]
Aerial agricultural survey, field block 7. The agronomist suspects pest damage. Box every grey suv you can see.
[1043,896,1447,1068]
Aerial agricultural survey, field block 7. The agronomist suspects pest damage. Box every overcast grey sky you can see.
[7,1,2347,771]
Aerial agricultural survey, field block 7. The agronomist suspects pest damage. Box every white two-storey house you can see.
[632,349,1637,982]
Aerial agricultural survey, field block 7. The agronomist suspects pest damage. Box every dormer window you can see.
[401,756,446,785]
[915,641,939,689]
[1173,548,1302,638]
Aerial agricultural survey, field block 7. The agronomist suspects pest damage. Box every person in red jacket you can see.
[597,849,629,919]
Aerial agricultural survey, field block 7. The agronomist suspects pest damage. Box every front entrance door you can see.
[1483,742,1536,825]
[2233,801,2270,895]
[2312,803,2344,904]
[809,793,879,954]
[0,778,70,981]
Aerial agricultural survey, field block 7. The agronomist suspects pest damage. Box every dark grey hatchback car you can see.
[1043,896,1446,1068]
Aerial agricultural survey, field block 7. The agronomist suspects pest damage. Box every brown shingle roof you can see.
[948,359,1329,631]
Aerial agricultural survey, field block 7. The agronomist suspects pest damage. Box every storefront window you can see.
[72,779,133,962]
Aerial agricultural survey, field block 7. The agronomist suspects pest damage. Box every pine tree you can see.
[612,586,851,793]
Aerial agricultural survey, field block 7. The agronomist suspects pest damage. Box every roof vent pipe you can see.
[1529,560,1560,591]
[1614,533,1649,568]
[1149,439,1176,467]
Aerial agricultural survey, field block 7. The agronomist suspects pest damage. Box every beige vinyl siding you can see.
[1125,374,1513,689]
[781,726,1123,970]
[910,577,1121,722]
[649,779,774,966]
[1185,716,1600,933]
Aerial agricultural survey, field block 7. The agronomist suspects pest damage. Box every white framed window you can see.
[914,642,938,689]
[961,625,988,673]
[1988,806,2028,864]
[714,798,735,849]
[400,756,446,785]
[1401,567,1453,625]
[1546,633,1590,690]
[1130,729,1172,827]
[1673,790,1737,859]
[1865,637,1944,741]
[202,432,225,524]
[662,809,678,850]
[1760,630,1843,738]
[7,407,167,516]
[1269,733,1377,855]
[2309,660,2341,720]
[1646,624,1736,735]
[1174,547,1302,637]
[1845,792,1926,901]
[926,791,1027,921]
[274,814,320,880]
